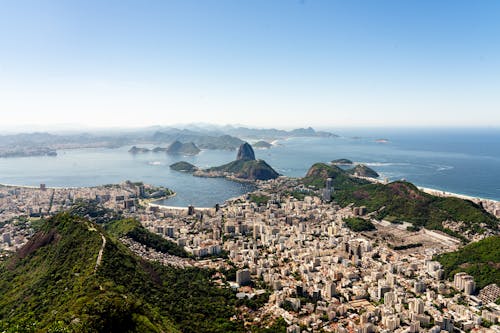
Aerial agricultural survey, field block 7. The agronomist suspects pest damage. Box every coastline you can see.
[0,183,80,190]
[352,175,499,203]
[352,175,500,218]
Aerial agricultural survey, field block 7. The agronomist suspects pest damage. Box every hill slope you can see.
[206,159,279,181]
[333,181,498,237]
[200,143,279,181]
[0,214,243,332]
[436,236,500,290]
[302,163,369,190]
[301,163,498,238]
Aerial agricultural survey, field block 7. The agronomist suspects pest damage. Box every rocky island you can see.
[252,140,272,149]
[169,161,199,173]
[166,141,201,155]
[194,143,279,181]
[128,146,150,154]
[331,158,353,165]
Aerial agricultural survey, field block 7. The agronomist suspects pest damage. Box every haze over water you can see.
[0,128,498,206]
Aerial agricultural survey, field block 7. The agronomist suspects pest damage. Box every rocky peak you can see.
[236,142,255,161]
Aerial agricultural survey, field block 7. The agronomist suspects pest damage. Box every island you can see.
[375,138,389,143]
[169,161,199,173]
[252,140,272,149]
[194,143,280,181]
[128,146,150,154]
[166,141,201,155]
[331,158,353,165]
[152,146,168,153]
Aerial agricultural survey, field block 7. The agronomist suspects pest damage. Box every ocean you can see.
[0,128,498,206]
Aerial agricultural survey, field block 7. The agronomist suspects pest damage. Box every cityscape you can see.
[1,0,499,332]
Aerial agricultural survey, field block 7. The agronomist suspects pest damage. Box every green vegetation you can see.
[347,164,379,178]
[251,317,287,333]
[169,161,198,173]
[302,163,368,190]
[289,190,307,200]
[105,219,189,258]
[333,181,498,236]
[406,225,421,232]
[69,199,122,224]
[435,236,500,289]
[302,163,497,237]
[331,158,353,165]
[236,292,270,311]
[207,159,279,181]
[0,213,244,332]
[249,194,270,206]
[343,217,376,232]
[390,243,423,251]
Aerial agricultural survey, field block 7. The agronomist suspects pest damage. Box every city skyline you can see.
[1,0,500,129]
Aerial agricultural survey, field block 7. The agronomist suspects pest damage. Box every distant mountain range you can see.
[0,125,338,154]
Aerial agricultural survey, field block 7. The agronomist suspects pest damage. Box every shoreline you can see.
[352,175,499,218]
[352,175,499,203]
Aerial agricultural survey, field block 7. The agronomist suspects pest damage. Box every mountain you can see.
[301,162,498,238]
[347,164,380,178]
[169,161,199,173]
[0,214,243,332]
[128,146,150,154]
[333,181,498,239]
[302,163,369,190]
[436,236,500,289]
[331,158,353,165]
[205,159,280,181]
[166,141,200,155]
[200,143,279,181]
[0,126,336,152]
[236,142,256,161]
[153,131,244,150]
[253,140,272,149]
[220,126,338,139]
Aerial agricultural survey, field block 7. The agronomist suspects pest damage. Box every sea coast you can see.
[352,175,500,218]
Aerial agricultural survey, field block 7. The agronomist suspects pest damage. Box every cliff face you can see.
[236,143,255,161]
[198,142,279,181]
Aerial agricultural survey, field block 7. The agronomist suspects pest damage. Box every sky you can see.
[0,0,499,130]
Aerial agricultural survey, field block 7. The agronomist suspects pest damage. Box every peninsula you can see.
[194,142,280,181]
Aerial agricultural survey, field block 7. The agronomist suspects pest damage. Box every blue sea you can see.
[0,128,498,206]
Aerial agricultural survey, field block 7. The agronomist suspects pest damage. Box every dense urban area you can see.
[0,169,499,333]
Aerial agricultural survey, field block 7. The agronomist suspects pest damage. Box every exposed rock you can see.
[236,143,255,161]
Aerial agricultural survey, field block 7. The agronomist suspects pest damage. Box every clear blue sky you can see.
[1,0,499,129]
